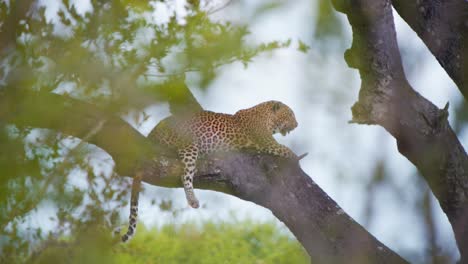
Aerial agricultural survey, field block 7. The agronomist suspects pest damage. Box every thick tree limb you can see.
[331,0,468,261]
[0,90,408,263]
[391,0,468,100]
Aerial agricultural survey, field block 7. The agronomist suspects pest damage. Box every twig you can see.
[207,0,234,15]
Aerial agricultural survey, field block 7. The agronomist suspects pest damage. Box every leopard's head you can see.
[267,101,298,136]
[234,100,298,136]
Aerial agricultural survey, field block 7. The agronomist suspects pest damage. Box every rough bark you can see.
[391,0,468,100]
[331,0,468,262]
[0,90,408,263]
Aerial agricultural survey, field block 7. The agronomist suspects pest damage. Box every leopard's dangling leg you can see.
[179,145,200,208]
[121,172,142,242]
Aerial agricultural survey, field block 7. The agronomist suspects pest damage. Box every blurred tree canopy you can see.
[0,0,299,262]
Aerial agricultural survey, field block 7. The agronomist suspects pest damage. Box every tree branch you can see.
[0,90,408,263]
[331,0,468,261]
[391,0,468,100]
[0,90,165,175]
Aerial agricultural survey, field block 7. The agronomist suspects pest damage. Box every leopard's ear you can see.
[272,102,281,112]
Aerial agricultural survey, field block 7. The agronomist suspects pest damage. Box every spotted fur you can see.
[121,101,298,242]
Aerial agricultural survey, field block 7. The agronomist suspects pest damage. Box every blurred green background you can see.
[28,221,309,264]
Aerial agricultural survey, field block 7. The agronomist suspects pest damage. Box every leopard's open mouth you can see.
[273,126,294,136]
[280,128,292,136]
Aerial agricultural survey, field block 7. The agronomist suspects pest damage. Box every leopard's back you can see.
[149,111,250,154]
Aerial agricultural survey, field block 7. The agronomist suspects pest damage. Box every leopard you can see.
[120,100,299,242]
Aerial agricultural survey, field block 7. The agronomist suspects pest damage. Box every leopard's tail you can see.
[121,173,142,243]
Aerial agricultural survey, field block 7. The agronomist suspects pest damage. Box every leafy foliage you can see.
[1,0,288,107]
[0,0,295,262]
[314,0,342,40]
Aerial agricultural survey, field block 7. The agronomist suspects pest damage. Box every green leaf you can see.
[297,39,310,53]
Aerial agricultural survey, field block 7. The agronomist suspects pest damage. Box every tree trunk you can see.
[331,0,468,262]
